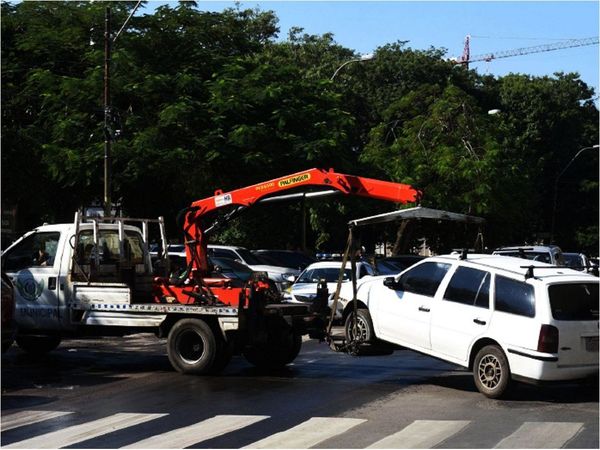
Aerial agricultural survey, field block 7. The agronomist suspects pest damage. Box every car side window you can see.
[359,265,368,278]
[399,262,451,297]
[2,232,61,271]
[213,249,237,260]
[444,266,490,308]
[495,275,535,317]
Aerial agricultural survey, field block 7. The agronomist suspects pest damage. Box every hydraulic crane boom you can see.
[179,168,420,277]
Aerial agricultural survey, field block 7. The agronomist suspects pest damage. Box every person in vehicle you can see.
[33,248,49,266]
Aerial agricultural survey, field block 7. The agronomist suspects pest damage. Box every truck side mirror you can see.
[383,276,402,290]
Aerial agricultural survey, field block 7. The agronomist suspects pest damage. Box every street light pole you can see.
[299,54,375,250]
[330,53,374,80]
[550,144,599,242]
[102,1,143,218]
[103,6,112,217]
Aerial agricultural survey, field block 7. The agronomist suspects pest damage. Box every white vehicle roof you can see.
[208,244,245,250]
[33,223,142,233]
[304,260,371,270]
[431,254,596,283]
[493,245,562,253]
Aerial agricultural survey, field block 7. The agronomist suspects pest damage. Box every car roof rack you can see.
[521,265,576,280]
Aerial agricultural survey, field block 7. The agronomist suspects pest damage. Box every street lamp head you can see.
[488,109,501,115]
[360,53,375,61]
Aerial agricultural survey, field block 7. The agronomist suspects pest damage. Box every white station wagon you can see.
[340,254,599,398]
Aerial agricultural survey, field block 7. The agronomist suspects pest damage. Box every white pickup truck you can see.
[1,214,324,374]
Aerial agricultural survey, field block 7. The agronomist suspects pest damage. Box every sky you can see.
[140,1,600,100]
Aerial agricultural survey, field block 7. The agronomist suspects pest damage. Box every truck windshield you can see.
[548,283,599,321]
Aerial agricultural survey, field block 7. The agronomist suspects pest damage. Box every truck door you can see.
[2,230,64,331]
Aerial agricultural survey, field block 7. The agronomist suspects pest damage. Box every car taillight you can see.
[537,324,559,353]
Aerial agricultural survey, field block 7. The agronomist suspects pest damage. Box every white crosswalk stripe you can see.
[1,411,591,450]
[245,417,366,449]
[368,420,470,449]
[123,414,269,448]
[3,412,166,449]
[494,421,584,449]
[1,410,73,432]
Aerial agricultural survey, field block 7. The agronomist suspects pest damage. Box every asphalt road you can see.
[1,333,598,449]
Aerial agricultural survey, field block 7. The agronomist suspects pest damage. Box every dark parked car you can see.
[1,272,16,353]
[165,255,255,284]
[253,250,316,271]
[375,255,425,275]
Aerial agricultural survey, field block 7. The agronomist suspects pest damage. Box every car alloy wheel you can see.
[478,354,502,389]
[473,344,511,398]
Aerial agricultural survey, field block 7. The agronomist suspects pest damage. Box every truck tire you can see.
[16,335,61,356]
[344,308,374,343]
[473,345,511,398]
[209,337,234,374]
[243,329,302,369]
[167,318,217,375]
[2,337,14,354]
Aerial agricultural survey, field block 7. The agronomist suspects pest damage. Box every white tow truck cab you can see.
[1,213,319,373]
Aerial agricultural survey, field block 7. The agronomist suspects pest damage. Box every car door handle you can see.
[473,318,486,325]
[418,306,430,312]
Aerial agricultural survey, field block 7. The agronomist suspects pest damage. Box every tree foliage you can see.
[2,1,598,254]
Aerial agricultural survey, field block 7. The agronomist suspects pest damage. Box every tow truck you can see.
[2,168,419,374]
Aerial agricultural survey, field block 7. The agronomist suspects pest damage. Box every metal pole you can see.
[103,6,112,217]
[302,195,307,251]
[550,144,599,242]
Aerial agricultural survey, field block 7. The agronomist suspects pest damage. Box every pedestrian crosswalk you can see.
[0,410,588,449]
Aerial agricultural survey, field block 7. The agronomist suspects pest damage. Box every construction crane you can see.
[455,36,599,68]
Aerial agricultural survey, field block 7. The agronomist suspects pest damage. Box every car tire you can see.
[16,335,61,356]
[243,328,302,369]
[473,345,511,398]
[344,308,375,343]
[167,318,217,375]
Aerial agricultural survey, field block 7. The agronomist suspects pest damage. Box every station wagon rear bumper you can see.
[507,346,599,381]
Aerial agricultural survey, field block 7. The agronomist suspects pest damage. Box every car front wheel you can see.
[473,345,511,398]
[344,308,374,343]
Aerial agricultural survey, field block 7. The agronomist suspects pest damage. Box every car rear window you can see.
[495,275,535,317]
[548,283,599,321]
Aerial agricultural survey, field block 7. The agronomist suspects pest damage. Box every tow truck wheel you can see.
[243,328,302,369]
[344,308,374,343]
[16,335,61,356]
[209,337,234,374]
[167,318,217,375]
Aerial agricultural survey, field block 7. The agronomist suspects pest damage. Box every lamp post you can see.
[550,144,600,242]
[298,54,375,250]
[103,2,142,217]
[330,53,374,80]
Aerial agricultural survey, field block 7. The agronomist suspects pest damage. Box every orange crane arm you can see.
[180,168,420,275]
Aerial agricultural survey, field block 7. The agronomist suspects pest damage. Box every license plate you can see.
[585,336,599,352]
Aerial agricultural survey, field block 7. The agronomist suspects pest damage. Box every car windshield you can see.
[497,251,552,264]
[562,254,583,268]
[211,257,253,281]
[235,248,262,265]
[548,283,599,320]
[297,267,352,283]
[257,251,314,269]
